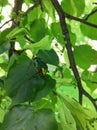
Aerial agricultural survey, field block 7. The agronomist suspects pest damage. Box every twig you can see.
[51,0,97,111]
[0,19,13,29]
[24,35,35,44]
[83,8,97,21]
[65,13,97,28]
[8,0,23,58]
[93,2,97,5]
[82,89,97,110]
[0,0,42,29]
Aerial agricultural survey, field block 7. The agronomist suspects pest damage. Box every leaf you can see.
[61,0,85,17]
[0,0,8,6]
[34,108,58,130]
[0,28,11,45]
[42,0,55,18]
[67,25,76,46]
[24,35,52,54]
[27,6,42,23]
[0,108,5,123]
[81,70,97,92]
[0,106,58,130]
[4,54,56,105]
[58,93,97,130]
[51,22,76,45]
[6,27,27,39]
[37,49,59,66]
[80,8,97,40]
[80,24,97,40]
[0,42,10,54]
[59,102,76,130]
[51,22,65,45]
[16,36,26,48]
[73,44,97,69]
[29,19,49,42]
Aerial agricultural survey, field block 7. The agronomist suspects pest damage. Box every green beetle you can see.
[32,57,48,76]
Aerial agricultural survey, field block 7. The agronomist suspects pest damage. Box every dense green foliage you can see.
[0,0,97,130]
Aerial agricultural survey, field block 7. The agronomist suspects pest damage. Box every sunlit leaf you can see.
[61,0,85,17]
[82,70,97,92]
[42,0,55,18]
[24,35,52,54]
[58,93,97,130]
[6,27,27,39]
[59,101,76,130]
[74,44,97,69]
[27,6,42,23]
[80,8,97,40]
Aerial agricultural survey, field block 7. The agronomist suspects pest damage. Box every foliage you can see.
[0,0,97,130]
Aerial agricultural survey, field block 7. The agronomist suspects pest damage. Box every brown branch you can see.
[24,35,35,44]
[83,8,97,21]
[1,0,97,31]
[0,19,13,29]
[51,0,97,111]
[65,13,97,28]
[82,89,97,110]
[0,0,42,30]
[8,0,23,58]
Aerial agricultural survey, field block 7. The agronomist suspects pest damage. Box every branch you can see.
[51,0,83,104]
[65,13,97,28]
[0,19,13,29]
[0,0,42,29]
[82,89,97,110]
[51,0,97,111]
[83,8,97,21]
[8,0,23,58]
[22,0,42,17]
[24,35,35,44]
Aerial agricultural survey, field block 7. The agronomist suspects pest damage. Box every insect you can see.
[32,57,48,77]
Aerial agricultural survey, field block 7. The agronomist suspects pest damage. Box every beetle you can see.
[32,57,48,77]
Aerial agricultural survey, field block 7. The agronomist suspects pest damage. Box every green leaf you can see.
[42,0,55,18]
[67,25,76,45]
[24,35,52,54]
[82,70,97,92]
[51,22,65,45]
[0,106,58,130]
[16,36,26,48]
[80,24,97,40]
[27,7,42,23]
[37,49,59,66]
[0,28,11,45]
[29,19,49,42]
[5,54,56,105]
[58,94,97,130]
[0,42,10,54]
[6,27,27,39]
[51,22,76,45]
[73,44,97,69]
[61,0,85,17]
[0,108,5,123]
[80,9,97,40]
[0,0,8,6]
[59,102,76,130]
